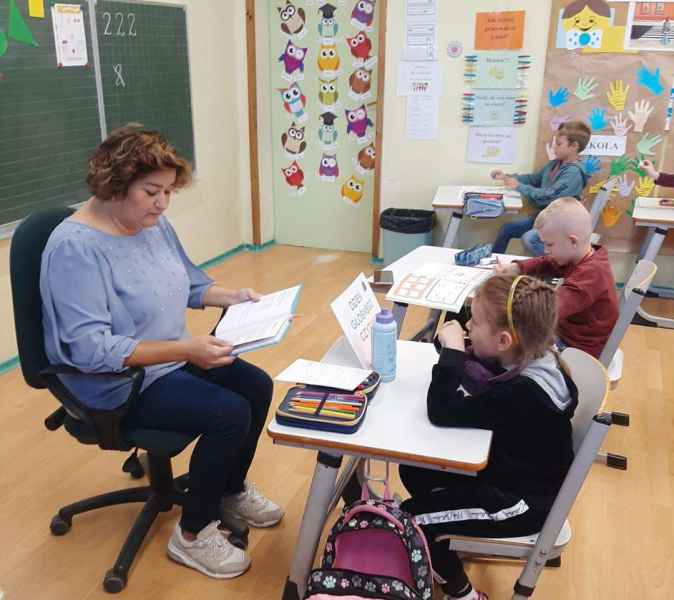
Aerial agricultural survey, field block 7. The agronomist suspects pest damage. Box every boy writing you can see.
[491,121,591,256]
[496,197,618,358]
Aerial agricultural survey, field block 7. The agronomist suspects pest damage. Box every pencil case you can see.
[454,243,493,267]
[275,387,368,434]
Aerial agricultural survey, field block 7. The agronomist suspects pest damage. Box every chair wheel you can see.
[545,557,562,568]
[50,514,72,536]
[227,532,249,550]
[103,569,127,593]
[122,453,145,480]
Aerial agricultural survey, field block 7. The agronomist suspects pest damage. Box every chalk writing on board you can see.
[113,64,126,87]
[102,12,137,37]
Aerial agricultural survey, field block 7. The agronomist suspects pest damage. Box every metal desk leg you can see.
[392,302,408,339]
[282,452,342,600]
[442,211,463,248]
[634,226,674,329]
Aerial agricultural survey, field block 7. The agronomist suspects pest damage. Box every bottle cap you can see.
[376,309,395,324]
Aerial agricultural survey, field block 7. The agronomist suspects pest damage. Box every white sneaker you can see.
[221,481,285,528]
[167,521,251,579]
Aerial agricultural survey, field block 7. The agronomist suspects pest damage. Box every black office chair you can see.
[9,207,246,593]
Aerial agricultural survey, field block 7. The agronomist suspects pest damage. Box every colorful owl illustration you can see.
[278,1,306,37]
[341,175,365,205]
[279,82,308,122]
[319,153,339,182]
[317,44,340,75]
[348,67,372,100]
[351,0,376,30]
[278,40,308,80]
[282,161,306,194]
[281,122,307,158]
[347,31,372,60]
[319,111,338,149]
[318,78,339,107]
[345,104,373,144]
[318,3,338,40]
[356,143,375,174]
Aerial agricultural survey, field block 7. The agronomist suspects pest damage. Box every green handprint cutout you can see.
[610,156,631,177]
[574,76,598,101]
[637,133,663,156]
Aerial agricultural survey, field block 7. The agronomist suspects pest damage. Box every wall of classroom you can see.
[0,0,255,365]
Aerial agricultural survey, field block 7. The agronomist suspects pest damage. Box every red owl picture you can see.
[282,160,306,195]
[346,31,377,69]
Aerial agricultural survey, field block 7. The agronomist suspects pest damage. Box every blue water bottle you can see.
[371,309,397,383]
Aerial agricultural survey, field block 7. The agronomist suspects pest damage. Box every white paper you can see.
[52,4,88,67]
[466,127,517,164]
[404,0,437,61]
[406,95,439,140]
[386,263,490,313]
[397,61,442,96]
[276,359,372,391]
[330,273,381,369]
[580,135,628,157]
[215,285,300,347]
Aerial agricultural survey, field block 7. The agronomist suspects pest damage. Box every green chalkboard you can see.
[0,0,101,226]
[96,0,195,166]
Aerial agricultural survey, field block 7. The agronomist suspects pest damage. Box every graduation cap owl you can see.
[319,111,339,149]
[318,3,338,40]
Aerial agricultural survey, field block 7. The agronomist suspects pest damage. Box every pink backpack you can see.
[304,486,434,600]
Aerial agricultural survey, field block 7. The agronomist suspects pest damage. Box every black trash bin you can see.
[380,208,434,266]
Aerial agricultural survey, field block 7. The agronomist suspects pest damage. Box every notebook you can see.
[214,285,302,355]
[386,262,490,313]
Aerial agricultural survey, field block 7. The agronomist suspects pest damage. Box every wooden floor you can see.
[1,244,673,600]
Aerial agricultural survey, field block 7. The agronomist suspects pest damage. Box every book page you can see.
[215,285,300,344]
[275,359,372,391]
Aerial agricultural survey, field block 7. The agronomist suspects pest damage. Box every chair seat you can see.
[64,416,197,457]
[440,519,572,560]
[608,348,623,388]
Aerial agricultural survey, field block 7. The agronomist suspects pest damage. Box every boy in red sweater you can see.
[496,197,618,358]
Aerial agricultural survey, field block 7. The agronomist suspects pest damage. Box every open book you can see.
[386,262,490,313]
[214,285,302,355]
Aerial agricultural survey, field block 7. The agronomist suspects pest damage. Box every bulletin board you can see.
[269,0,381,253]
[536,0,674,254]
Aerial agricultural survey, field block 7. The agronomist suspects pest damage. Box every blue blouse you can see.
[40,216,214,409]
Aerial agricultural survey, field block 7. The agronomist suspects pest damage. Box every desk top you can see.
[267,338,492,473]
[632,197,674,227]
[383,245,525,289]
[432,185,523,211]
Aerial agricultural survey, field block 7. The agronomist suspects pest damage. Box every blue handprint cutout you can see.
[589,108,608,131]
[582,156,602,177]
[637,66,664,96]
[548,87,570,109]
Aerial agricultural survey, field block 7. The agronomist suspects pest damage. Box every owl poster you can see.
[270,0,381,252]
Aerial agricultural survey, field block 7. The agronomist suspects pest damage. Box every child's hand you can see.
[437,321,466,352]
[490,169,506,181]
[503,177,519,190]
[494,262,521,276]
[639,159,659,181]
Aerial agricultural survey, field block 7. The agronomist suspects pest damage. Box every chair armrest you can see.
[40,364,146,450]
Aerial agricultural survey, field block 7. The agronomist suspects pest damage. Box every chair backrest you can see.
[588,178,617,232]
[561,347,609,452]
[598,259,657,368]
[9,207,75,389]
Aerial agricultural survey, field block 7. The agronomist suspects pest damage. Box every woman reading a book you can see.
[40,125,283,579]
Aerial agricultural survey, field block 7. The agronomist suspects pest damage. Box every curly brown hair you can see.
[86,124,192,201]
[474,275,558,362]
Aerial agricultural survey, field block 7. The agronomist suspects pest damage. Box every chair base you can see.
[50,453,249,593]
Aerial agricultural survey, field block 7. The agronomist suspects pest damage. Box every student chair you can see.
[9,207,246,593]
[435,348,614,600]
[588,178,617,245]
[591,259,658,470]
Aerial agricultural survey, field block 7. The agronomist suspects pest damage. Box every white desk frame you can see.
[268,339,492,600]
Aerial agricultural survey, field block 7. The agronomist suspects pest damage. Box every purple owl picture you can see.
[318,153,339,182]
[345,104,373,145]
[279,40,308,81]
[351,0,376,31]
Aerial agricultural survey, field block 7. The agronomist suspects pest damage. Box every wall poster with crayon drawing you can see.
[537,0,674,254]
[270,0,382,252]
